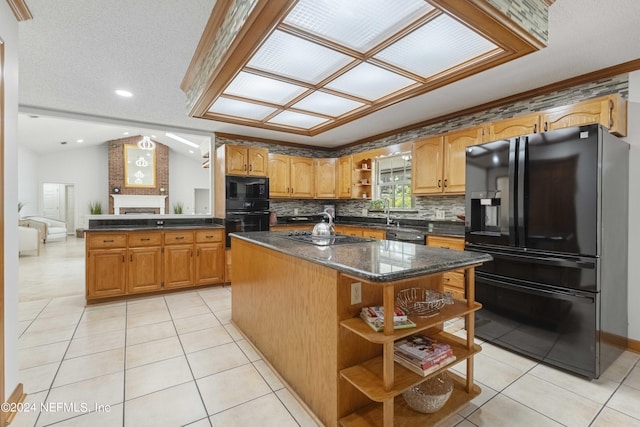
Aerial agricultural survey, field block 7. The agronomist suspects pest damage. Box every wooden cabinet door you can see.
[334,225,363,237]
[412,136,443,195]
[195,242,225,285]
[248,147,269,176]
[337,156,352,198]
[268,154,291,197]
[426,236,465,299]
[87,248,126,298]
[226,145,249,175]
[362,229,385,240]
[164,245,194,289]
[314,158,337,198]
[290,156,314,198]
[541,95,626,136]
[128,246,162,294]
[486,113,540,142]
[443,126,483,194]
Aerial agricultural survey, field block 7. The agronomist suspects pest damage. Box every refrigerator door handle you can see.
[516,136,527,246]
[469,246,595,269]
[477,272,596,303]
[508,139,518,246]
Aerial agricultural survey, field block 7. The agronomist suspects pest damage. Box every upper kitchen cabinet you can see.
[413,126,483,195]
[541,94,627,136]
[268,154,314,198]
[338,156,353,198]
[224,145,268,176]
[485,113,541,142]
[443,126,484,193]
[314,158,337,199]
[412,136,444,195]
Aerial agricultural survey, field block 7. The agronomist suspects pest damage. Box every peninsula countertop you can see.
[230,231,492,282]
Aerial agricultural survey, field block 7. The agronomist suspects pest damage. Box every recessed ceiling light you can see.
[123,132,129,135]
[151,135,157,138]
[189,150,194,154]
[76,139,84,143]
[115,89,133,97]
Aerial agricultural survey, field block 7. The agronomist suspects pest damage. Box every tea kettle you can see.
[312,212,335,236]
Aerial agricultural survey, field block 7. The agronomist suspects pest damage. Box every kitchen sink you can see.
[385,228,427,244]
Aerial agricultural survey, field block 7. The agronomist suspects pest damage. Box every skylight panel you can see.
[324,62,416,101]
[291,91,365,117]
[267,110,329,129]
[208,97,278,121]
[224,71,307,105]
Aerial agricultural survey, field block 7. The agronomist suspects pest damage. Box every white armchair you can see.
[19,226,39,256]
[21,216,68,243]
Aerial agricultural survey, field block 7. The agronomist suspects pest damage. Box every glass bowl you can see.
[402,372,454,413]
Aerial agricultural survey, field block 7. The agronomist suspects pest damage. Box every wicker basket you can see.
[397,288,453,317]
[402,372,454,413]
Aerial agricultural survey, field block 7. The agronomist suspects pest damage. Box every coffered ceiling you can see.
[17,0,640,153]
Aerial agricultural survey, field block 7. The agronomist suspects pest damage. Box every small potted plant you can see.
[173,202,184,214]
[89,201,103,215]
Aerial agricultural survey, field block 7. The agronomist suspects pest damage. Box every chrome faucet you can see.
[383,199,394,226]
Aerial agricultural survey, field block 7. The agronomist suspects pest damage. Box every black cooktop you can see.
[284,231,374,246]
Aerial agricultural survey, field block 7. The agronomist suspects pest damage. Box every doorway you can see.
[194,188,210,214]
[42,183,75,232]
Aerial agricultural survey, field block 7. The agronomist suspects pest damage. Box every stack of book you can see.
[393,334,456,376]
[359,306,416,332]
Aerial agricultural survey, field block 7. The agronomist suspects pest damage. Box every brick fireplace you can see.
[108,136,169,214]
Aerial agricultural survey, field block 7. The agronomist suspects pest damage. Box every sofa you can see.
[20,216,68,243]
[18,226,39,256]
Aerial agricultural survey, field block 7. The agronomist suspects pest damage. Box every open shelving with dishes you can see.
[338,268,482,427]
[353,157,373,200]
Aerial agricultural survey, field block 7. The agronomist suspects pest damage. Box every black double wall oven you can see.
[224,176,270,247]
[465,124,629,379]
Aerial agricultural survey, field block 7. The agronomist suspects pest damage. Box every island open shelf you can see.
[340,331,481,402]
[339,371,482,427]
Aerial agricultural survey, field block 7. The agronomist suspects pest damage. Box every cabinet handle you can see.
[140,238,150,241]
[197,248,200,256]
[287,187,289,193]
[608,99,614,128]
[205,235,213,239]
[175,236,184,240]
[191,249,193,257]
[103,239,114,243]
[437,179,441,188]
[544,121,548,132]
[130,254,133,262]
[533,123,537,133]
[243,164,247,171]
[249,164,253,171]
[122,255,125,263]
[444,179,448,188]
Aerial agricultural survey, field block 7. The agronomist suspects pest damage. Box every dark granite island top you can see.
[230,231,491,283]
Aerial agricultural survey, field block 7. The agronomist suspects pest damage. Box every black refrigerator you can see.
[465,124,629,379]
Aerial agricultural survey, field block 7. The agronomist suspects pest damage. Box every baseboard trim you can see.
[628,337,640,354]
[4,383,25,426]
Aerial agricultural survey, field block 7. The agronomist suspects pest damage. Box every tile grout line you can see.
[164,293,214,427]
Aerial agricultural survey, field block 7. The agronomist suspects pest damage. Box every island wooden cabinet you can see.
[164,231,195,289]
[86,228,224,301]
[127,231,163,294]
[86,233,127,299]
[314,158,337,198]
[268,154,314,198]
[427,235,466,300]
[195,230,225,285]
[223,145,268,176]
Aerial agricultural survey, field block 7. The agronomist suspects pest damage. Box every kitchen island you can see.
[230,232,491,427]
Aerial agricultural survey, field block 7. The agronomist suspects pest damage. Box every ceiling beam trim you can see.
[6,0,32,21]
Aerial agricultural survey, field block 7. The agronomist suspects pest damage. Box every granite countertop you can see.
[86,224,224,232]
[231,231,491,283]
[271,216,465,238]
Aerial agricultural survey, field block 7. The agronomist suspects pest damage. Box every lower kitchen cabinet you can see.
[426,235,466,300]
[85,228,224,301]
[87,247,127,299]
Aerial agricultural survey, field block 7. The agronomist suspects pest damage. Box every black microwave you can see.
[226,176,269,201]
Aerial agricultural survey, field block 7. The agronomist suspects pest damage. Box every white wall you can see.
[17,145,39,217]
[35,144,108,229]
[168,151,210,214]
[18,145,209,224]
[625,71,640,341]
[1,0,20,400]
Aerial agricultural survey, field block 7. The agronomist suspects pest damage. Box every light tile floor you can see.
[14,237,640,426]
